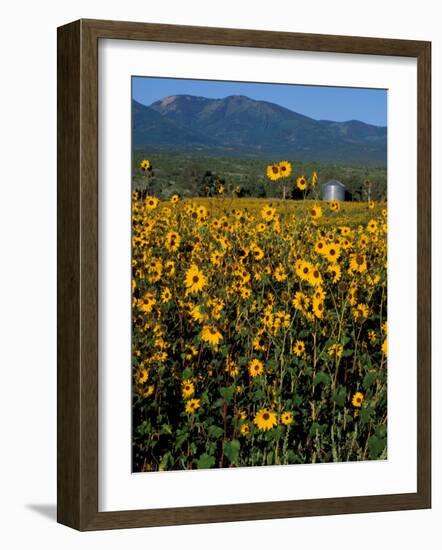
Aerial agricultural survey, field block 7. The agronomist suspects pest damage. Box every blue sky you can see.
[132,76,387,127]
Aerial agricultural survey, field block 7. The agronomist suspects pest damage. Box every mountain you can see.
[133,94,387,165]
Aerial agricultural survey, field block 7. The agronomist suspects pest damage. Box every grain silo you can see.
[321,179,346,201]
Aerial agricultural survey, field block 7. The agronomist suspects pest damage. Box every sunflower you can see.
[189,304,206,323]
[309,204,323,221]
[161,287,172,303]
[251,244,265,261]
[185,398,200,414]
[293,340,305,357]
[349,254,367,273]
[351,391,364,408]
[201,325,223,346]
[185,264,207,294]
[308,265,323,287]
[296,175,308,190]
[225,361,239,377]
[253,332,268,351]
[170,194,179,204]
[145,196,159,210]
[296,260,314,282]
[382,338,388,355]
[292,291,310,312]
[353,303,370,320]
[314,239,327,255]
[328,342,343,360]
[280,411,293,426]
[312,296,324,319]
[278,160,292,178]
[368,200,375,209]
[142,385,155,398]
[164,260,175,277]
[266,163,281,181]
[327,263,342,282]
[139,159,150,172]
[248,358,264,378]
[240,423,250,436]
[239,286,252,300]
[253,409,277,431]
[330,200,340,212]
[261,204,276,222]
[165,231,181,252]
[324,243,341,263]
[137,368,149,384]
[367,219,378,233]
[311,171,318,187]
[274,264,287,282]
[181,381,195,399]
[138,292,156,314]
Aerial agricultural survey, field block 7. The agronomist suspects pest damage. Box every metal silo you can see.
[321,180,346,201]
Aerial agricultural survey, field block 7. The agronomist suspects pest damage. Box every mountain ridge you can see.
[133,94,387,165]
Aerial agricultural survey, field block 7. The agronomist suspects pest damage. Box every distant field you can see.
[162,197,385,228]
[132,152,387,202]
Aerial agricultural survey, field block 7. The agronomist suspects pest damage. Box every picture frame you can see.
[57,18,431,531]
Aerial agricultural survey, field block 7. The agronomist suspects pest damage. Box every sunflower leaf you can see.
[196,453,216,469]
[223,440,240,465]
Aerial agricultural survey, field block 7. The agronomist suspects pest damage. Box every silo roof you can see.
[322,179,346,188]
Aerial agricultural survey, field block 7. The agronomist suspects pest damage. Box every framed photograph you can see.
[57,19,431,530]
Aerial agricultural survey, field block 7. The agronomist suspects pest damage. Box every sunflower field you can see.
[132,167,388,472]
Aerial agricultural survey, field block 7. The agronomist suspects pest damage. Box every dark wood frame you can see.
[57,18,431,531]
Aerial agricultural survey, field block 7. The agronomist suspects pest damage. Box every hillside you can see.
[133,94,387,166]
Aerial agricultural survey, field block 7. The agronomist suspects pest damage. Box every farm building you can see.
[321,179,346,201]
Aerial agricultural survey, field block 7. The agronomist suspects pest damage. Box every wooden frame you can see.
[57,18,431,531]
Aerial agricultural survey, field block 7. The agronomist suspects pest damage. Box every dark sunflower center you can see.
[272,166,278,174]
[192,276,199,283]
[263,413,270,420]
[356,255,364,265]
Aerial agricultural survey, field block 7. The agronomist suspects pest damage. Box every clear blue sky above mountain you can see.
[132,76,387,127]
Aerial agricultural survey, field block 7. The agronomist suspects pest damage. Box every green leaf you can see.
[333,386,347,408]
[220,386,235,403]
[363,371,377,390]
[174,431,188,451]
[313,371,331,386]
[159,452,173,471]
[196,453,215,469]
[160,424,173,435]
[208,425,224,439]
[182,368,194,380]
[223,440,240,465]
[375,425,387,439]
[265,425,284,442]
[360,407,373,425]
[368,435,387,459]
[309,422,320,436]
